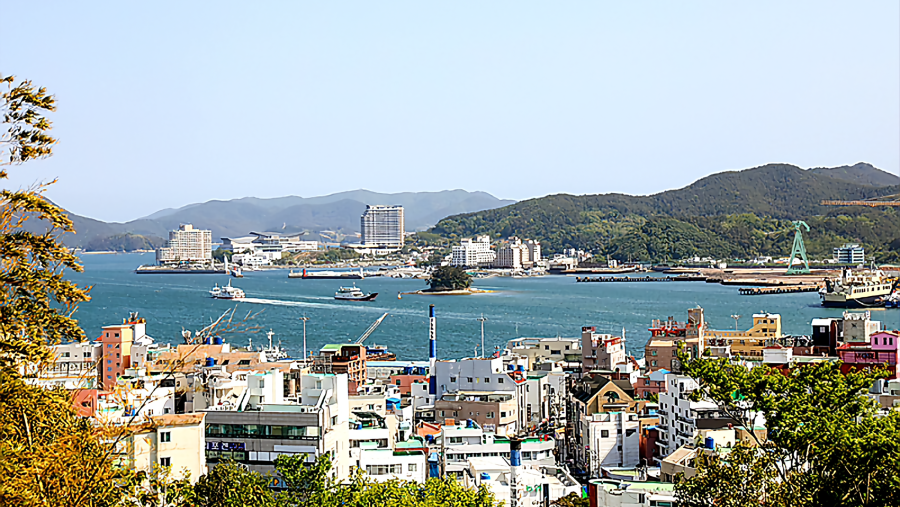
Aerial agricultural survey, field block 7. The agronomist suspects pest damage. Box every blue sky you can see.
[2,2,897,222]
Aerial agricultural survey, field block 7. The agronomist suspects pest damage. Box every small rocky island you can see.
[401,266,492,296]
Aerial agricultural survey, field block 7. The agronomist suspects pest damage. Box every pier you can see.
[575,275,707,283]
[738,285,820,296]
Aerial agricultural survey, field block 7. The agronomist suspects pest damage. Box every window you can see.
[601,430,609,438]
[160,431,171,443]
[107,375,112,380]
[544,346,549,350]
[651,360,657,367]
[501,411,507,418]
[221,360,230,365]
[449,437,463,444]
[61,352,70,358]
[107,367,112,372]
[366,464,401,475]
[498,378,504,384]
[160,457,171,467]
[440,411,445,417]
[467,378,473,383]
[453,411,458,416]
[107,344,112,348]
[238,360,251,366]
[84,352,91,357]
[396,380,401,385]
[450,377,457,383]
[367,404,375,410]
[408,464,417,472]
[651,350,657,356]
[565,345,570,350]
[486,412,495,419]
[116,353,120,358]
[484,377,490,383]
[115,333,119,338]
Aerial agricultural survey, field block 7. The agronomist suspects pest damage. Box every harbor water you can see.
[69,253,896,360]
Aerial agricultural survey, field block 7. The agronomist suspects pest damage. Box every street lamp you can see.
[477,314,487,358]
[299,315,310,361]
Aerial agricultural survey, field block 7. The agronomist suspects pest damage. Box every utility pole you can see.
[477,314,488,358]
[299,315,310,361]
[730,314,741,331]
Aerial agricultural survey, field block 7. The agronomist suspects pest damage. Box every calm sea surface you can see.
[68,254,895,361]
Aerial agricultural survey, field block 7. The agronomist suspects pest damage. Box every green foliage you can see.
[428,265,472,291]
[211,247,235,262]
[318,247,362,263]
[674,353,900,506]
[193,460,279,507]
[85,233,166,252]
[552,491,589,507]
[430,163,900,260]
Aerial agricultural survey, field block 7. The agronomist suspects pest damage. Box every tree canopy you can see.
[428,265,472,291]
[674,353,900,506]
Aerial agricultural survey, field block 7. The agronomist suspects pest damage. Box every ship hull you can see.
[820,294,886,308]
[335,293,378,301]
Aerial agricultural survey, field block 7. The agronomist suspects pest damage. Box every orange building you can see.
[97,323,136,390]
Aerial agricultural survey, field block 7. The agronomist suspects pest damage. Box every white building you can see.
[40,341,100,389]
[494,238,527,269]
[464,458,581,507]
[581,411,641,471]
[360,205,405,249]
[834,243,865,264]
[523,240,542,266]
[156,224,212,265]
[657,374,736,457]
[581,327,626,373]
[591,479,678,507]
[223,232,318,266]
[507,337,581,370]
[360,448,427,483]
[451,236,496,267]
[440,422,557,479]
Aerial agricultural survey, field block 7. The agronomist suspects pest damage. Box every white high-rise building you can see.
[451,236,495,267]
[360,205,405,249]
[494,238,527,269]
[156,224,212,265]
[523,240,542,266]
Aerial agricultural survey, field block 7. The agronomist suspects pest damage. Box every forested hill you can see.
[430,163,900,262]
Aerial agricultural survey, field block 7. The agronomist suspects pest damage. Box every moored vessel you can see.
[819,268,895,308]
[289,268,365,280]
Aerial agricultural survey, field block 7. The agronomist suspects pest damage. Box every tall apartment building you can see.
[494,237,540,269]
[360,205,405,248]
[156,224,212,265]
[834,243,865,264]
[451,236,495,267]
[523,239,542,266]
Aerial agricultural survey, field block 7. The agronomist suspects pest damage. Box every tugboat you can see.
[209,280,246,300]
[334,285,378,301]
[819,268,895,308]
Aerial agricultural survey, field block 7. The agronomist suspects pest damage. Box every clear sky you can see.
[2,2,898,223]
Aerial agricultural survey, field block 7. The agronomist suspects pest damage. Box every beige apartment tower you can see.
[360,205,405,248]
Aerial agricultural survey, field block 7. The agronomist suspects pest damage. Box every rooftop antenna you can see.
[477,314,488,358]
[731,315,741,331]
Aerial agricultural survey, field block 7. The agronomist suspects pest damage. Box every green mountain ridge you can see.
[431,163,900,262]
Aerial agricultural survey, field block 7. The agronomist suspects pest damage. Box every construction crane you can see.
[821,193,900,207]
[355,312,388,344]
[785,221,811,275]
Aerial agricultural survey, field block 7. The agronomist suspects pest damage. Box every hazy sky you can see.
[2,2,898,222]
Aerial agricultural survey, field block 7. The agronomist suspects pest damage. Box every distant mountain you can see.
[35,190,515,249]
[809,162,899,188]
[431,163,900,262]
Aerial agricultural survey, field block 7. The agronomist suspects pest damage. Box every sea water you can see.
[67,253,884,360]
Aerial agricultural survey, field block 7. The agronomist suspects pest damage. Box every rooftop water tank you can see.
[466,419,475,428]
[507,364,514,371]
[480,473,490,481]
[705,437,715,450]
[213,336,224,345]
[517,365,525,372]
[205,357,215,368]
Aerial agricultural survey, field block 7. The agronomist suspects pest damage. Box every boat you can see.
[289,268,364,280]
[819,268,895,308]
[334,285,378,301]
[209,280,246,300]
[881,289,900,309]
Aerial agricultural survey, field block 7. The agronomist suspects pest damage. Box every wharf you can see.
[738,285,820,296]
[576,275,707,283]
[135,266,225,274]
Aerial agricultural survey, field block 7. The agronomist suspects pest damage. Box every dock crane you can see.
[785,221,811,275]
[821,193,900,207]
[354,312,389,344]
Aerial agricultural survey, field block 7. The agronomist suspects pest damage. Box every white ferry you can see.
[334,285,378,301]
[819,268,895,308]
[209,280,246,300]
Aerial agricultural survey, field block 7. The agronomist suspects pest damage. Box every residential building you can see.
[203,372,351,480]
[644,308,705,372]
[156,224,212,265]
[360,205,405,249]
[97,321,139,390]
[656,374,734,457]
[314,344,368,389]
[588,479,677,507]
[634,369,669,400]
[439,421,556,479]
[834,243,865,264]
[837,330,899,380]
[119,413,207,482]
[843,311,882,344]
[704,313,783,359]
[43,341,100,389]
[581,327,626,373]
[359,447,427,483]
[507,337,581,370]
[465,459,581,507]
[494,238,528,269]
[435,392,519,435]
[451,236,495,267]
[523,239,542,266]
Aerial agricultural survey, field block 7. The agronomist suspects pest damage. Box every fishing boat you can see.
[209,280,246,300]
[334,285,378,301]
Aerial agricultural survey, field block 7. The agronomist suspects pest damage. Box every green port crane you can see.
[785,221,811,275]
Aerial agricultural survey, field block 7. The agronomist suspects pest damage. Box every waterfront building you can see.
[203,372,351,480]
[118,413,207,483]
[843,311,882,344]
[523,239,542,266]
[313,343,368,390]
[223,232,318,265]
[451,236,495,267]
[360,205,405,249]
[494,238,528,269]
[704,313,782,359]
[644,309,705,373]
[581,327,626,373]
[156,224,212,265]
[834,243,865,264]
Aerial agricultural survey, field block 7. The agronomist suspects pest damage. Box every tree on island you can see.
[428,265,472,291]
